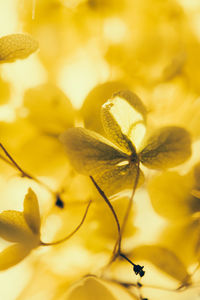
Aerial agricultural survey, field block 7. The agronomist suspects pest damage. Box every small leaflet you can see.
[0,33,39,63]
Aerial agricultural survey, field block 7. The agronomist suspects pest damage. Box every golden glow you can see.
[103,17,128,44]
[58,48,109,109]
[0,1,200,300]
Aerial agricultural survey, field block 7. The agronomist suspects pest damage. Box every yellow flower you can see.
[60,90,191,196]
[0,188,41,270]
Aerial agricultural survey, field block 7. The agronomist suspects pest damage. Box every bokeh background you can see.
[0,0,200,299]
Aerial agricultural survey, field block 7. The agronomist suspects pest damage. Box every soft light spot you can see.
[103,17,128,44]
[0,0,18,36]
[1,56,47,106]
[58,47,109,109]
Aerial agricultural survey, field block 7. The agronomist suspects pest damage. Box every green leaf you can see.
[0,33,38,63]
[0,243,31,271]
[60,127,140,195]
[0,211,34,243]
[23,188,40,235]
[101,90,146,153]
[66,276,117,300]
[140,126,191,169]
[130,245,190,283]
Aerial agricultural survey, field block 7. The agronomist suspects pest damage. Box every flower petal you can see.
[66,276,117,300]
[81,81,129,135]
[140,126,191,169]
[23,188,40,235]
[60,127,129,174]
[24,83,75,135]
[101,90,146,153]
[0,211,33,243]
[0,33,38,63]
[94,162,144,196]
[148,171,199,220]
[0,243,31,270]
[130,245,190,283]
[60,127,139,195]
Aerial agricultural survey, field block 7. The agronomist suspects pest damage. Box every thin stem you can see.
[41,199,92,246]
[113,160,140,254]
[120,252,135,267]
[90,176,121,256]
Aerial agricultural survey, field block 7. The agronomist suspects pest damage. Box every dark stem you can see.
[120,252,135,266]
[41,199,92,246]
[90,176,121,256]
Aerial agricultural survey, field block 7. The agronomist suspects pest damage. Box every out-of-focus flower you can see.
[65,275,137,300]
[0,188,41,270]
[148,163,200,264]
[23,83,75,135]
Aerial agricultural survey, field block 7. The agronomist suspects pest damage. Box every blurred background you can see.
[0,0,200,299]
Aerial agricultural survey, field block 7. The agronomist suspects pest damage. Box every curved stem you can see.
[41,199,92,246]
[90,176,121,256]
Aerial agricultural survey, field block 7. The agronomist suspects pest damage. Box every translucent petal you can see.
[140,126,191,169]
[81,81,129,135]
[66,276,117,300]
[0,211,33,243]
[0,33,38,63]
[23,188,40,235]
[94,162,144,196]
[130,245,190,283]
[60,127,130,175]
[0,243,31,270]
[24,84,75,135]
[101,90,146,153]
[60,127,140,195]
[148,171,200,220]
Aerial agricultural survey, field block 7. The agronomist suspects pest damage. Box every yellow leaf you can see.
[140,126,191,169]
[130,245,190,283]
[24,83,75,135]
[148,171,197,220]
[0,33,38,63]
[101,90,146,153]
[66,276,117,300]
[0,211,34,243]
[0,243,31,270]
[23,188,40,235]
